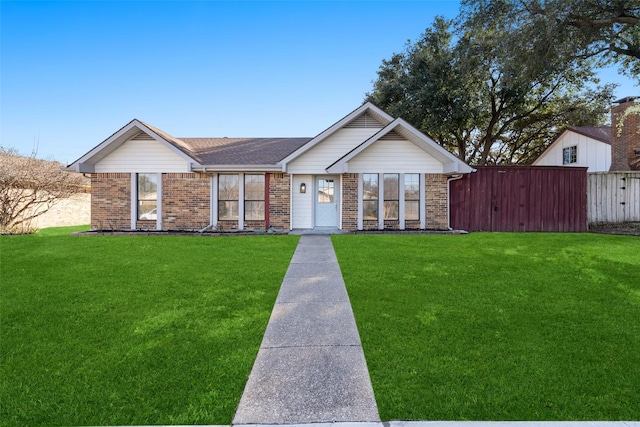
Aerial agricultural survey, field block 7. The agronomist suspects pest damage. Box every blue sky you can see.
[2,0,638,163]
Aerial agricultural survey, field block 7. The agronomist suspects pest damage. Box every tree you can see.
[366,15,613,165]
[465,0,640,77]
[0,147,87,233]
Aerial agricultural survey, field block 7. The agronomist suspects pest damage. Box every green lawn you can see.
[332,233,640,421]
[1,227,299,426]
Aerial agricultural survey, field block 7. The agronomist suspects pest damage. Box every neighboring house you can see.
[532,126,611,172]
[65,103,473,232]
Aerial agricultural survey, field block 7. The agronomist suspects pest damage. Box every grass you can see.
[332,233,640,421]
[1,226,299,426]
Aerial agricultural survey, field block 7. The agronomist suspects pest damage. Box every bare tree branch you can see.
[0,147,88,233]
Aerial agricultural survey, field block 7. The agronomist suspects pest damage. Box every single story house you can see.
[532,126,611,172]
[65,102,473,232]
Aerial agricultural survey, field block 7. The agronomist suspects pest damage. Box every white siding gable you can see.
[95,137,191,173]
[347,137,444,173]
[535,131,611,172]
[287,127,380,174]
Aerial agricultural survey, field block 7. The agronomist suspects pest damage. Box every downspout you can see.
[447,174,465,230]
[198,173,216,233]
[198,224,215,233]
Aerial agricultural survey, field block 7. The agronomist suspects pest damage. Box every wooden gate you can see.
[450,166,588,232]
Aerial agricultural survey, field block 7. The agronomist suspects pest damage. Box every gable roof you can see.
[533,125,611,166]
[567,126,611,144]
[64,119,197,172]
[326,118,474,174]
[66,102,473,174]
[279,102,395,169]
[65,119,311,172]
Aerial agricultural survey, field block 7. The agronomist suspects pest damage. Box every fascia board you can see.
[135,122,196,163]
[279,102,394,168]
[393,119,474,173]
[191,164,283,173]
[532,129,570,165]
[66,119,196,169]
[326,123,394,173]
[67,119,140,168]
[327,118,474,174]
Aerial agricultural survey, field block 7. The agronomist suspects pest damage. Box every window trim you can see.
[362,173,379,221]
[137,173,158,221]
[383,173,399,220]
[218,174,240,221]
[244,174,265,221]
[404,173,420,221]
[563,145,577,165]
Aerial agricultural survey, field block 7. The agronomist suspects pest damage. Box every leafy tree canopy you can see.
[467,0,639,77]
[365,1,635,165]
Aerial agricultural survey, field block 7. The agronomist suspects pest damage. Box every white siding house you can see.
[533,126,611,172]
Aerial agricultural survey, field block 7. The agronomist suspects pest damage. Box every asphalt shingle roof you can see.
[180,137,312,165]
[567,126,611,144]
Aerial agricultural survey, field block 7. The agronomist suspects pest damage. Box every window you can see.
[383,173,399,220]
[317,178,335,203]
[218,174,239,220]
[137,173,157,220]
[362,173,378,220]
[563,146,577,164]
[244,174,265,220]
[404,174,420,220]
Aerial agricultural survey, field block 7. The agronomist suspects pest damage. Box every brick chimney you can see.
[609,96,640,171]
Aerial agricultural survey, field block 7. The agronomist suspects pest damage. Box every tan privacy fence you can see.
[588,172,640,223]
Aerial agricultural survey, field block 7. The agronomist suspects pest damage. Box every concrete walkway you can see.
[233,235,379,424]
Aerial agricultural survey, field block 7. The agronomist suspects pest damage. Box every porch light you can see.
[300,182,307,193]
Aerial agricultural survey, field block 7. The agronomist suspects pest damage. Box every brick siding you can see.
[341,173,358,231]
[426,174,448,230]
[163,173,210,230]
[91,173,131,230]
[269,173,290,230]
[405,220,421,230]
[610,100,640,171]
[244,220,267,231]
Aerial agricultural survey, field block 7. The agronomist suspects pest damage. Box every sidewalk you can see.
[233,235,379,424]
[231,235,638,427]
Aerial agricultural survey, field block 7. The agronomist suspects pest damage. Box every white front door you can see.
[315,176,339,227]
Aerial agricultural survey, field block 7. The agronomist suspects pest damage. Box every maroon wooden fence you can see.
[450,166,588,232]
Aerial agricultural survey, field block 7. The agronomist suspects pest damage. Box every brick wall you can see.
[384,220,400,230]
[610,99,640,171]
[341,173,358,231]
[91,173,131,230]
[269,173,290,230]
[163,173,210,230]
[244,220,267,231]
[405,220,421,230]
[426,174,448,230]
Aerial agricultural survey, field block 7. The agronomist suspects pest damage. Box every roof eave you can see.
[191,164,284,173]
[280,102,394,168]
[66,119,196,170]
[327,118,473,174]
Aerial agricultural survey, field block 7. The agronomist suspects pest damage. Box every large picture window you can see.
[362,173,378,220]
[404,174,420,220]
[218,174,239,220]
[383,174,399,220]
[244,174,265,220]
[137,173,157,220]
